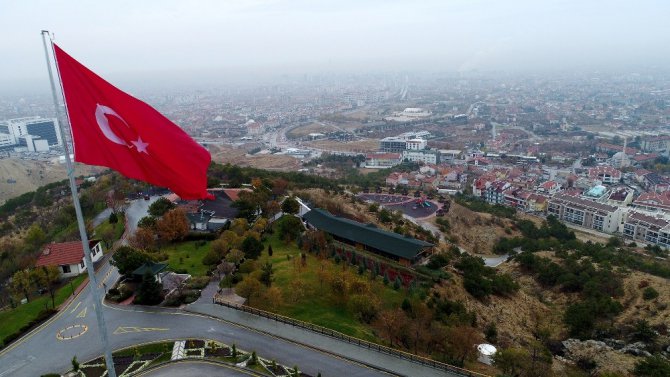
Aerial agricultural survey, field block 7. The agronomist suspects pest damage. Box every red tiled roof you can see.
[222,188,252,202]
[36,240,100,267]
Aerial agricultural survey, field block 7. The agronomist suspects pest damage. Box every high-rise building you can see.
[0,117,62,148]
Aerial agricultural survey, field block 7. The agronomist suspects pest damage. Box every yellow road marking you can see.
[113,326,169,335]
[70,301,82,313]
[76,307,87,318]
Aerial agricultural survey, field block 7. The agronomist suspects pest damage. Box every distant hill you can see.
[0,158,101,204]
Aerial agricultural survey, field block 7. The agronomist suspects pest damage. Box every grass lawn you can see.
[94,213,126,242]
[252,230,409,342]
[0,274,87,346]
[162,240,212,277]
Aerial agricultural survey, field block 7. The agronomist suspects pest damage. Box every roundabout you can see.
[56,324,88,340]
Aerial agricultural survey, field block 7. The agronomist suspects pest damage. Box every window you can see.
[80,260,85,269]
[61,265,71,273]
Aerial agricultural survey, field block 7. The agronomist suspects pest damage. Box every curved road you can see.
[0,261,391,377]
[0,198,458,377]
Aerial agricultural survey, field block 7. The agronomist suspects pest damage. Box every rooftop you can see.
[303,209,433,260]
[36,239,101,267]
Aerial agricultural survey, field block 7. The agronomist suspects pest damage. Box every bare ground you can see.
[286,122,338,139]
[209,145,300,170]
[0,158,101,204]
[305,139,380,153]
[434,202,520,255]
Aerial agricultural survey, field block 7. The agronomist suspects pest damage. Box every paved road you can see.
[0,263,394,377]
[0,197,459,377]
[125,196,159,235]
[139,361,253,377]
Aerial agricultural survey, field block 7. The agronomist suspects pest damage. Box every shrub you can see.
[642,287,659,301]
[186,276,211,290]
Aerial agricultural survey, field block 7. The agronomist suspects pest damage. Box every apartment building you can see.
[548,193,623,233]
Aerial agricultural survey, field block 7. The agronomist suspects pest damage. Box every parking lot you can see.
[357,194,438,218]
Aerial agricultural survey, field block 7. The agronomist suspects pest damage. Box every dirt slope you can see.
[0,158,101,204]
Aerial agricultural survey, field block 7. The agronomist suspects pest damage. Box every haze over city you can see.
[1,0,669,94]
[2,1,670,377]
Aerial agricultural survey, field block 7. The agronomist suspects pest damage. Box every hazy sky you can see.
[1,0,668,91]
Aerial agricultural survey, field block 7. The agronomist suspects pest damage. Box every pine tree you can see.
[136,271,162,305]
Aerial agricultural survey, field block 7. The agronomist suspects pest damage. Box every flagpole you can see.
[41,30,118,377]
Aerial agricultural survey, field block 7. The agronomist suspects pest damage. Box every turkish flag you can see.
[53,44,213,200]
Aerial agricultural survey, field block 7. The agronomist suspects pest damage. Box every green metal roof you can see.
[132,261,168,277]
[303,209,433,260]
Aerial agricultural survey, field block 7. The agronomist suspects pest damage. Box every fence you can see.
[213,297,489,377]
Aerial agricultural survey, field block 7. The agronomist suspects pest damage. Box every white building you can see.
[402,149,440,165]
[406,138,427,150]
[548,193,623,233]
[0,117,62,147]
[35,240,104,278]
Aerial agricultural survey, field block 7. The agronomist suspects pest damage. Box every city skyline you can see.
[1,0,669,94]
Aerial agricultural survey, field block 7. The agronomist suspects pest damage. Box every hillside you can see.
[0,158,101,204]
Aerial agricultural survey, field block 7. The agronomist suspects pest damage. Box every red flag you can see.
[53,44,213,200]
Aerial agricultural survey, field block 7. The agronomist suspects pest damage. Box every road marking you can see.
[56,324,88,340]
[0,278,90,356]
[76,307,87,318]
[70,301,82,313]
[113,326,169,335]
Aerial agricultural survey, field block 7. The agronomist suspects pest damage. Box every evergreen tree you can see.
[135,272,162,305]
[260,262,274,287]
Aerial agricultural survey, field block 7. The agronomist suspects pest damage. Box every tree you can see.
[277,215,304,243]
[485,323,498,343]
[129,227,156,251]
[444,326,482,366]
[148,197,175,217]
[230,218,249,236]
[220,230,242,250]
[281,197,300,215]
[33,266,61,308]
[272,178,288,196]
[349,294,380,323]
[137,216,157,229]
[632,319,657,343]
[235,276,262,305]
[634,355,670,377]
[241,236,264,259]
[264,200,281,219]
[252,218,268,233]
[135,272,162,305]
[100,227,116,249]
[216,261,236,280]
[226,249,245,265]
[111,246,153,276]
[202,249,222,266]
[11,269,33,303]
[263,286,283,310]
[494,347,530,377]
[375,308,407,347]
[260,262,274,287]
[156,208,189,242]
[25,224,46,249]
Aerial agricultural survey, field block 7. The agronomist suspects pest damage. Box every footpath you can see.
[185,282,462,377]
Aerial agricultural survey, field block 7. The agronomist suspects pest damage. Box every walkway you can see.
[185,302,457,377]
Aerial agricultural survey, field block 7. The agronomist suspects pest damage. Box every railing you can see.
[213,297,489,377]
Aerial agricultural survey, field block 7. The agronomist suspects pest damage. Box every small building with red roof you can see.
[36,240,104,278]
